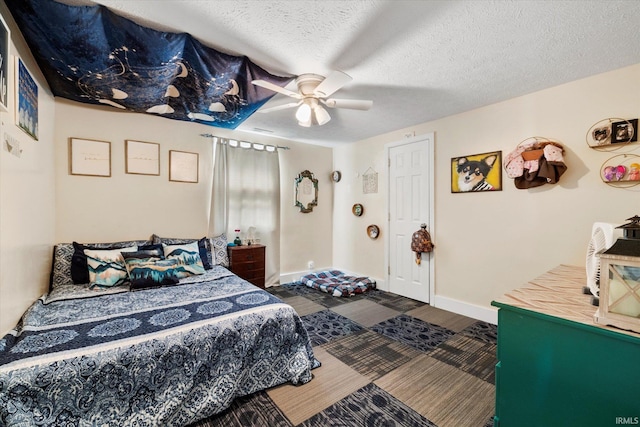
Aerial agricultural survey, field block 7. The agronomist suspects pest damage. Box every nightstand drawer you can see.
[230,249,265,263]
[232,264,264,278]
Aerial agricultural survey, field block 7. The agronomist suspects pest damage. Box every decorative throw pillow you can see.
[84,246,137,288]
[152,235,213,270]
[71,240,152,284]
[163,241,205,279]
[210,234,229,267]
[123,252,180,290]
[51,243,76,288]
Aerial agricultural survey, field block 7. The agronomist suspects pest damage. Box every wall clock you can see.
[331,170,342,182]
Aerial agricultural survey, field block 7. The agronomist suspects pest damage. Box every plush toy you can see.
[603,166,615,181]
[629,163,640,181]
[603,165,628,181]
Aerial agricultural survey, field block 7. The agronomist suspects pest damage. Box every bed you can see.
[0,236,318,426]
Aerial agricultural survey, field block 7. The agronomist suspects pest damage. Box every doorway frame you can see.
[383,132,435,304]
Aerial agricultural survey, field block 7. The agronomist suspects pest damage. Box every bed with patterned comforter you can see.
[0,265,318,426]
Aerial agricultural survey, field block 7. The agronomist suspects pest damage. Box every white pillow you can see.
[84,246,137,288]
[210,234,229,267]
[163,241,205,278]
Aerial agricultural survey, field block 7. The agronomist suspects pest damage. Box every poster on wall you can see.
[69,137,111,177]
[15,57,38,140]
[169,150,198,183]
[0,14,9,112]
[451,150,502,193]
[125,140,160,175]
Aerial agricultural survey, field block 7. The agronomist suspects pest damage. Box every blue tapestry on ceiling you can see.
[5,0,292,129]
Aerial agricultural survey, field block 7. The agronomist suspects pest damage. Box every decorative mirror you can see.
[294,170,318,213]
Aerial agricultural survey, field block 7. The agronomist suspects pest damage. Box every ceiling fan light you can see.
[295,103,312,123]
[314,105,331,126]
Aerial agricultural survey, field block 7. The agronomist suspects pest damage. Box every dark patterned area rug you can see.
[300,383,437,427]
[301,310,364,346]
[190,284,497,427]
[370,314,456,353]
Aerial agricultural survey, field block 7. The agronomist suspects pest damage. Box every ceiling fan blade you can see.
[313,71,352,98]
[257,101,301,113]
[251,79,301,99]
[322,98,373,110]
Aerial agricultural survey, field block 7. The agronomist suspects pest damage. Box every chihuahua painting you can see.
[455,154,498,192]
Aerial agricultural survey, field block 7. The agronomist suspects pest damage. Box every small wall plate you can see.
[367,224,379,239]
[331,170,342,182]
[352,203,363,216]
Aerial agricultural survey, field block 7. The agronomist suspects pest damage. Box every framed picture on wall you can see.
[69,137,111,177]
[451,150,502,193]
[125,140,160,175]
[15,57,38,140]
[0,14,9,112]
[169,150,198,183]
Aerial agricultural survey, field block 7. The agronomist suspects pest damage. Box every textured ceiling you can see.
[59,1,640,146]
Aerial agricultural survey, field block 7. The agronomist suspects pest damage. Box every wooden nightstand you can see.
[228,244,265,288]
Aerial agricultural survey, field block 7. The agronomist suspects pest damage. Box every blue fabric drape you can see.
[6,0,292,129]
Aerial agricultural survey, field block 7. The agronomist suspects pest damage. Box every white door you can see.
[386,134,433,303]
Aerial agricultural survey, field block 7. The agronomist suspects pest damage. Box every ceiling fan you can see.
[251,71,373,127]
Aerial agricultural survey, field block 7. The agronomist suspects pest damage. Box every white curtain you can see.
[209,139,281,286]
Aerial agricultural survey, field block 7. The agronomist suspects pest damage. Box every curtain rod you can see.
[199,133,290,150]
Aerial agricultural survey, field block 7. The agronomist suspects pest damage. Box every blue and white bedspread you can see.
[0,266,318,426]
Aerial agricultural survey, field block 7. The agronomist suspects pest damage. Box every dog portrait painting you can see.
[451,150,502,193]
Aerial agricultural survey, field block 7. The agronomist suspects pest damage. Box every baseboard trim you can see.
[279,270,312,285]
[433,295,498,324]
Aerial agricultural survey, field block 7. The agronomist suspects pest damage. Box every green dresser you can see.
[491,265,640,427]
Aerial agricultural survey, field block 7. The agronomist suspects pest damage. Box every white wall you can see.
[331,139,386,279]
[334,63,640,322]
[54,100,214,243]
[279,141,333,280]
[0,5,56,335]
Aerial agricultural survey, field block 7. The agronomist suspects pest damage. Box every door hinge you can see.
[388,266,390,275]
[388,158,391,167]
